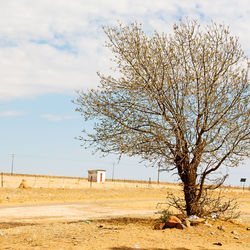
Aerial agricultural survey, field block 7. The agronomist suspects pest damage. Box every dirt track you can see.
[0,199,160,223]
[0,205,249,250]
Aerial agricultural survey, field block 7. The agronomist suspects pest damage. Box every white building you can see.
[88,169,106,183]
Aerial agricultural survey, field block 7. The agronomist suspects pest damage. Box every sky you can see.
[0,0,249,186]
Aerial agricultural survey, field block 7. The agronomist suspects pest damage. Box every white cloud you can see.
[0,110,27,116]
[41,114,72,121]
[0,0,250,101]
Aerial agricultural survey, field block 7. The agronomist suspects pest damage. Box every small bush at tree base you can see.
[162,191,240,220]
[155,208,174,223]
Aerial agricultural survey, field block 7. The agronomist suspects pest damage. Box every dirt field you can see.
[0,173,249,249]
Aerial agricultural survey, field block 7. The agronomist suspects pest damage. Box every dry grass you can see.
[0,173,249,249]
[0,186,177,205]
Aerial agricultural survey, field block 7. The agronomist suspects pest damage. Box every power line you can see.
[112,162,115,181]
[11,154,84,163]
[10,153,15,174]
[2,153,140,166]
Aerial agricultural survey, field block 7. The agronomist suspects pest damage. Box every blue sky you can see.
[0,0,249,186]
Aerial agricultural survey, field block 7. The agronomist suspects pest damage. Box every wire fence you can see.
[0,172,247,192]
[0,172,182,190]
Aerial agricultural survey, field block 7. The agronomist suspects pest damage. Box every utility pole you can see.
[10,153,15,175]
[1,172,3,187]
[157,164,160,184]
[112,163,115,181]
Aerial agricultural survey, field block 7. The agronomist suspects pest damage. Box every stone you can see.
[217,226,225,231]
[98,225,120,230]
[82,220,92,223]
[234,236,239,240]
[153,223,166,230]
[165,216,182,228]
[210,232,214,235]
[176,223,186,230]
[183,219,191,228]
[189,218,205,226]
[18,179,29,189]
[213,242,222,246]
[176,214,187,221]
[205,223,212,228]
[246,227,250,231]
[187,215,199,220]
[231,230,238,235]
[211,213,217,219]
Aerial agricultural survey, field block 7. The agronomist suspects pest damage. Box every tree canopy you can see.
[75,19,249,216]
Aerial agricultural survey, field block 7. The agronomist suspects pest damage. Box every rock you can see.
[176,223,186,230]
[187,215,199,220]
[81,220,92,223]
[211,213,217,219]
[176,214,187,221]
[183,219,191,228]
[246,227,250,231]
[18,179,29,189]
[217,226,225,231]
[213,242,222,246]
[103,227,119,230]
[165,216,182,228]
[210,232,214,235]
[234,236,239,240]
[189,218,205,226]
[153,223,166,230]
[231,230,238,235]
[97,225,119,230]
[0,232,3,236]
[205,224,212,228]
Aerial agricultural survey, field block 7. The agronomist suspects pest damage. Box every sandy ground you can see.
[0,217,249,250]
[0,174,249,249]
[0,199,161,223]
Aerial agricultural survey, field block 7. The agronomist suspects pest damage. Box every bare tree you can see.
[75,19,249,216]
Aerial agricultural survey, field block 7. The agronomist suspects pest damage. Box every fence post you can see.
[1,173,3,187]
[148,177,151,188]
[90,176,92,188]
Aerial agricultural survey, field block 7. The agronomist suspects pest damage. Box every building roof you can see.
[88,169,106,173]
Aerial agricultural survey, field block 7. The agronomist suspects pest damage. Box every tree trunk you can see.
[176,153,200,216]
[180,165,199,216]
[183,180,198,216]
